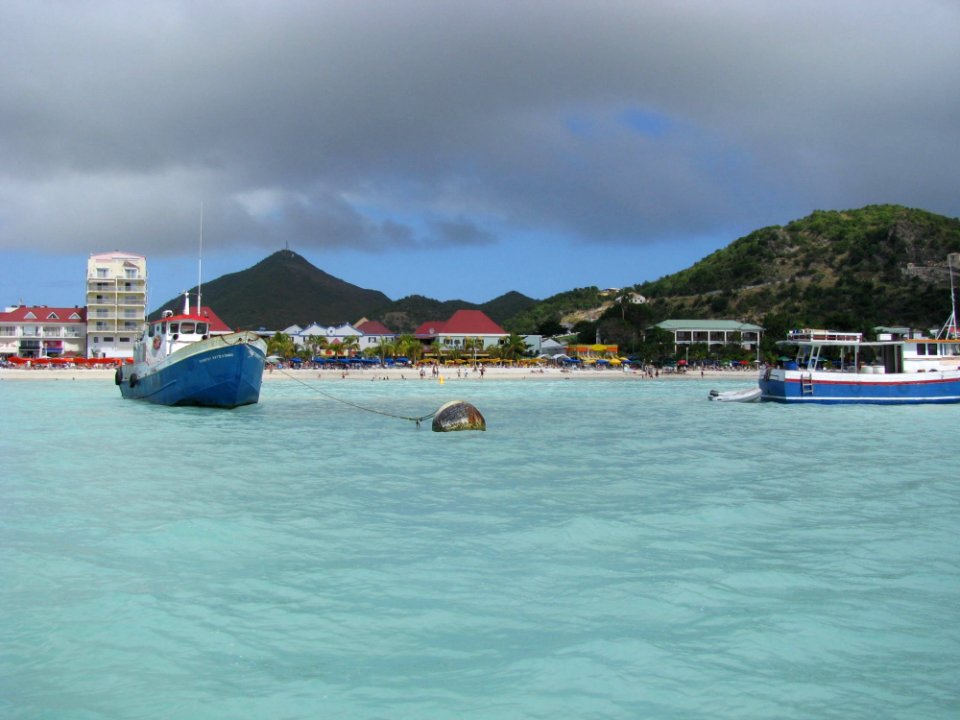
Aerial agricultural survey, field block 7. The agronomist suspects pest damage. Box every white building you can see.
[355,319,397,353]
[85,251,147,359]
[0,305,87,358]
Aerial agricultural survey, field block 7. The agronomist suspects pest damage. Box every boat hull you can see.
[708,387,762,402]
[759,368,960,404]
[119,333,266,408]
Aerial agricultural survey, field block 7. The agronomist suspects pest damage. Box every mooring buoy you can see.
[432,400,486,432]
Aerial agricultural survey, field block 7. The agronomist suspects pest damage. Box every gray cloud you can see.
[1,0,958,258]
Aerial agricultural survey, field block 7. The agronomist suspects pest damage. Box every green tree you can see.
[395,334,423,364]
[537,318,565,337]
[267,332,296,358]
[337,335,360,358]
[498,332,529,362]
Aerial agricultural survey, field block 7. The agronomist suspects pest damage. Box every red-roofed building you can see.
[355,319,397,353]
[415,309,507,352]
[0,305,87,358]
[414,321,445,339]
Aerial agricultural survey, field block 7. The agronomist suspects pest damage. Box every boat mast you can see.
[940,253,959,339]
[197,202,204,316]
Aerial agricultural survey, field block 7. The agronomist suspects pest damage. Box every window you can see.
[103,336,114,342]
[96,268,108,278]
[180,322,195,334]
[125,268,137,279]
[928,343,939,356]
[916,344,927,356]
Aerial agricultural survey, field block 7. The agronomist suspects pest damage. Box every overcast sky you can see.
[2,0,958,311]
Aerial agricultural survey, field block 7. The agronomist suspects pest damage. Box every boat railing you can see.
[787,329,863,343]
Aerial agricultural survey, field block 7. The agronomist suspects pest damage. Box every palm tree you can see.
[463,336,483,363]
[374,337,395,365]
[499,332,529,363]
[267,332,296,359]
[396,334,422,364]
[306,334,325,360]
[338,335,360,358]
[315,335,331,359]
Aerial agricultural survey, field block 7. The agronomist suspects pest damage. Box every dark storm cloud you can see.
[1,0,958,256]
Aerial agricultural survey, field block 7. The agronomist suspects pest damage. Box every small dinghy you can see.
[708,387,762,403]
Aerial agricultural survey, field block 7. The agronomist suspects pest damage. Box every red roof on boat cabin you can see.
[155,306,232,333]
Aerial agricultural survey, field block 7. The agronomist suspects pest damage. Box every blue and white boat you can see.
[116,293,267,408]
[760,255,960,405]
[759,327,960,404]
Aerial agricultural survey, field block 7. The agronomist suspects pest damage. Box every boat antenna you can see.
[940,253,959,339]
[950,253,959,339]
[197,202,203,316]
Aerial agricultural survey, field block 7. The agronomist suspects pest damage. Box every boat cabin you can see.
[133,297,233,365]
[782,328,960,375]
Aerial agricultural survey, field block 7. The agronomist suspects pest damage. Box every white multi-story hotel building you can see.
[85,251,147,359]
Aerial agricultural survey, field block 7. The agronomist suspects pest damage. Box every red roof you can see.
[441,310,505,335]
[153,306,232,333]
[414,321,444,338]
[0,306,86,323]
[356,320,395,335]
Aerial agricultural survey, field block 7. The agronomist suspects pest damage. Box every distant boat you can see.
[116,292,266,408]
[708,387,762,402]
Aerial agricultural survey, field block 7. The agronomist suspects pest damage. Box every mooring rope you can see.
[274,366,437,428]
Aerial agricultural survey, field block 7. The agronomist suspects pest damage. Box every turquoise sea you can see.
[2,374,959,719]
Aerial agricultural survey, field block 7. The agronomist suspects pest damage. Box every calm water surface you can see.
[2,374,958,719]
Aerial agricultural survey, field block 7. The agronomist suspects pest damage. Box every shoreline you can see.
[0,366,758,383]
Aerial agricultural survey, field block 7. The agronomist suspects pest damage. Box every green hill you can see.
[151,250,392,329]
[151,205,960,344]
[151,250,537,332]
[632,204,960,332]
[378,291,537,334]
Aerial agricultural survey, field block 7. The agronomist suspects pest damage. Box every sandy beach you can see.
[0,365,757,383]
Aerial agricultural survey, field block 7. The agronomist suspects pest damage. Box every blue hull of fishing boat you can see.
[119,341,265,408]
[759,372,960,404]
